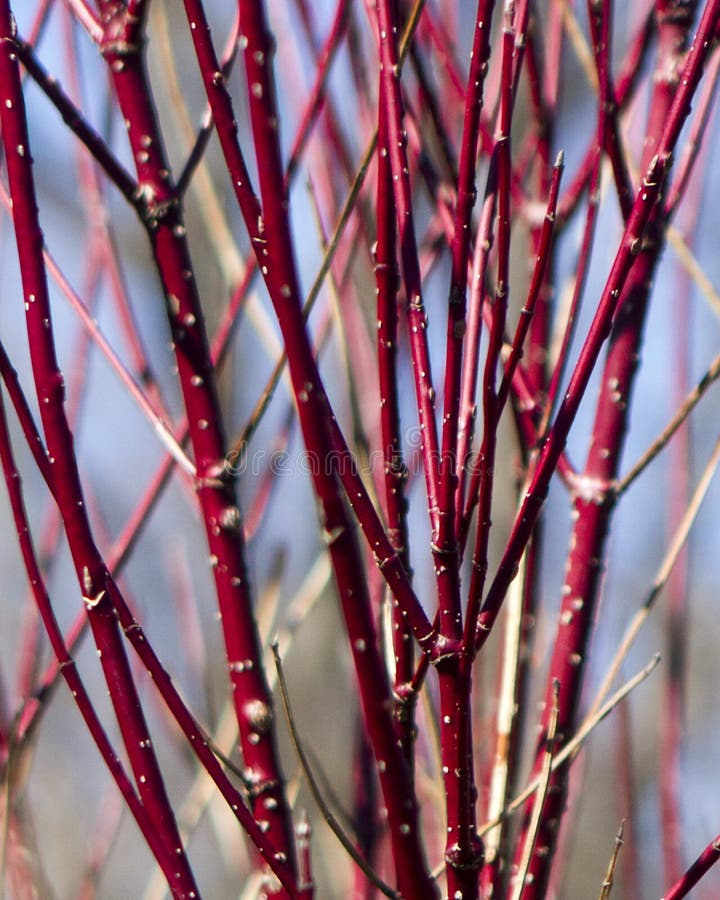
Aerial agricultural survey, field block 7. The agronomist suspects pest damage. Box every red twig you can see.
[476,0,720,652]
[229,4,436,893]
[466,10,524,644]
[0,8,199,895]
[497,154,563,416]
[508,3,718,895]
[436,0,495,603]
[97,1,299,882]
[663,834,720,900]
[375,86,415,759]
[376,0,441,553]
[556,5,656,224]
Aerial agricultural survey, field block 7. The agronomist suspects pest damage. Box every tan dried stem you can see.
[590,433,720,720]
[510,680,560,900]
[272,644,400,900]
[484,550,527,868]
[617,353,720,496]
[598,820,625,900]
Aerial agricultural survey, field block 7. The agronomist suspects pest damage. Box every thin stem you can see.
[496,152,564,415]
[455,151,498,538]
[375,0,441,546]
[542,148,602,430]
[232,4,436,893]
[0,341,51,484]
[507,5,714,893]
[15,37,139,207]
[556,5,655,224]
[511,681,559,900]
[375,86,415,759]
[663,835,720,899]
[437,0,495,593]
[617,354,720,494]
[598,821,625,900]
[272,645,399,900]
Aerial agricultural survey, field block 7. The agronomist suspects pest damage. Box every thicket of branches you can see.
[0,0,719,897]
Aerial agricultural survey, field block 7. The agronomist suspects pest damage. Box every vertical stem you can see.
[96,0,297,884]
[509,2,707,895]
[0,6,198,895]
[465,11,515,640]
[184,0,437,656]
[455,154,497,539]
[438,0,495,579]
[375,91,415,761]
[235,5,436,894]
[436,657,484,899]
[376,0,442,556]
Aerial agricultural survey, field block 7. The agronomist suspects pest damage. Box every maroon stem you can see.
[482,11,562,882]
[231,4,436,894]
[350,727,380,898]
[556,6,656,224]
[377,3,496,894]
[543,149,603,426]
[509,2,710,895]
[665,45,720,215]
[290,0,357,191]
[95,0,298,885]
[543,0,617,427]
[428,18,511,898]
[587,0,633,221]
[375,91,415,760]
[182,0,436,658]
[376,0,442,557]
[14,37,139,207]
[466,16,519,641]
[0,342,53,484]
[663,834,720,899]
[455,152,498,538]
[438,0,495,566]
[475,0,719,651]
[496,154,563,415]
[435,656,484,899]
